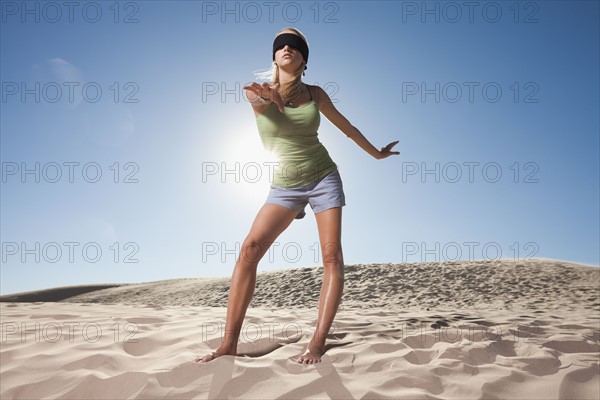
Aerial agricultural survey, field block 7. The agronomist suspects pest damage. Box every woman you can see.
[196,27,399,365]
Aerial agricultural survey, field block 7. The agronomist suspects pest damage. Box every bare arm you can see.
[314,86,399,160]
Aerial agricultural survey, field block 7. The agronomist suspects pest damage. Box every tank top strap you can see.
[307,84,313,101]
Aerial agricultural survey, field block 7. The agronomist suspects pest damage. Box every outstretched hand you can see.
[243,82,285,113]
[378,140,400,159]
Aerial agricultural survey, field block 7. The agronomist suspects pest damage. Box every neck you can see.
[278,68,296,86]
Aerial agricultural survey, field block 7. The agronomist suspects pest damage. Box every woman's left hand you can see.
[377,140,400,159]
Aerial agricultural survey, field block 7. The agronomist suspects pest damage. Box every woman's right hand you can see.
[243,82,285,113]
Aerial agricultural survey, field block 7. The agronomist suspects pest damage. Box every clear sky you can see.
[1,1,598,295]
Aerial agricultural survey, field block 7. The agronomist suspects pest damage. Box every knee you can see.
[323,260,345,281]
[323,259,344,270]
[322,242,343,266]
[237,237,269,266]
[322,243,344,275]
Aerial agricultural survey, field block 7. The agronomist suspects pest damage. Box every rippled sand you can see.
[1,259,598,399]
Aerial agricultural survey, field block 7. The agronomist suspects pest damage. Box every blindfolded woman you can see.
[196,27,399,365]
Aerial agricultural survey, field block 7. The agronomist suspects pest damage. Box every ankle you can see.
[219,340,238,352]
[309,337,326,348]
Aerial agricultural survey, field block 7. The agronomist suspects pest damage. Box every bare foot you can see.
[194,345,236,363]
[296,341,325,364]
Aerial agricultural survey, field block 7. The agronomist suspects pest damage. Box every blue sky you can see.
[1,1,598,295]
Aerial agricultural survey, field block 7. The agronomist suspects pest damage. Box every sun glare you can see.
[223,125,276,202]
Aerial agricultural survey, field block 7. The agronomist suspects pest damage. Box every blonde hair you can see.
[253,27,309,104]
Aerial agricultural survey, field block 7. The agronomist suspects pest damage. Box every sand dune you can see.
[3,258,598,312]
[1,259,598,399]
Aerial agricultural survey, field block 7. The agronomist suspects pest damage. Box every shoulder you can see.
[306,84,334,112]
[306,83,325,97]
[306,84,331,110]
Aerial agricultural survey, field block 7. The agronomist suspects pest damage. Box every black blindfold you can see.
[272,33,309,70]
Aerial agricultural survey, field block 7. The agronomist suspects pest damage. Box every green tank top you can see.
[254,85,338,188]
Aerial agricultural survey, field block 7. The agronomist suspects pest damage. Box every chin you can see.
[279,64,299,72]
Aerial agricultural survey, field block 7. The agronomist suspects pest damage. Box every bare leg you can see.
[297,207,344,364]
[195,204,297,363]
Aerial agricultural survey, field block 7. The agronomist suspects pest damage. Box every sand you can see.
[1,258,598,399]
